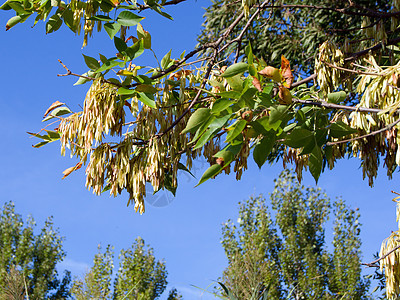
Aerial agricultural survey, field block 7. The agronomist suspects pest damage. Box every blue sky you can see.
[1,1,399,298]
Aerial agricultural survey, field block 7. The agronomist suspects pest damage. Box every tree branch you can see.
[362,244,400,268]
[327,118,400,146]
[265,3,400,19]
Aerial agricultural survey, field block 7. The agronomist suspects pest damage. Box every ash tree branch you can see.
[327,118,400,146]
[266,3,400,18]
[362,244,400,268]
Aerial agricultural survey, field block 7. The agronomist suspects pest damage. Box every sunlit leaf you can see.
[116,11,144,27]
[221,62,248,78]
[181,108,211,134]
[83,54,100,71]
[196,164,222,186]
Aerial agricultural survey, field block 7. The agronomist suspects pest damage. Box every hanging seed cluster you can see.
[69,0,103,47]
[347,56,400,184]
[380,199,400,299]
[315,41,344,95]
[57,72,231,213]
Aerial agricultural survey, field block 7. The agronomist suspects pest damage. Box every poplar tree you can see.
[220,170,369,299]
[0,202,71,299]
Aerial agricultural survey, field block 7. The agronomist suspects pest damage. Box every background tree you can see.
[198,0,392,74]
[220,170,369,299]
[71,237,178,300]
[0,201,71,299]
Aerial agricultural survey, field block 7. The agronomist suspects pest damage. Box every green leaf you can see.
[161,49,172,70]
[181,108,211,134]
[240,87,257,108]
[82,54,100,71]
[116,11,144,26]
[245,44,253,65]
[327,91,347,103]
[90,15,113,22]
[45,13,62,33]
[95,59,124,73]
[178,162,195,178]
[135,84,158,94]
[44,130,60,140]
[221,62,248,78]
[150,4,173,20]
[284,128,314,148]
[104,22,121,39]
[117,87,135,95]
[309,146,323,183]
[5,15,23,30]
[218,91,241,99]
[225,75,243,92]
[126,39,144,60]
[114,36,127,53]
[330,121,357,138]
[42,107,72,122]
[0,0,12,10]
[138,92,156,108]
[253,134,275,168]
[74,70,95,85]
[212,98,232,114]
[193,115,230,150]
[137,23,151,49]
[8,2,27,14]
[225,119,247,143]
[33,141,50,148]
[196,164,222,186]
[62,8,75,32]
[269,105,288,125]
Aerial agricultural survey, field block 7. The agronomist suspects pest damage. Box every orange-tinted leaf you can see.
[125,36,139,44]
[278,85,293,105]
[259,66,282,82]
[281,55,294,88]
[252,76,262,92]
[169,70,192,80]
[44,101,65,117]
[62,162,82,179]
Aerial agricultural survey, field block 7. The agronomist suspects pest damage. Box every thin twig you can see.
[321,60,383,76]
[293,98,384,114]
[265,3,400,18]
[57,60,123,87]
[362,244,400,268]
[327,118,400,146]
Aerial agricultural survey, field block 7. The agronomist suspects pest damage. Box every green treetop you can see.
[220,170,369,299]
[0,201,71,299]
[71,237,180,300]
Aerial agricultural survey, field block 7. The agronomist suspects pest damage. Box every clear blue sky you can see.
[0,1,399,298]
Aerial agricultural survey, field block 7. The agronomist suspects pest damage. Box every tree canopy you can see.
[70,237,180,300]
[0,202,71,299]
[3,0,400,295]
[2,0,399,210]
[220,170,369,299]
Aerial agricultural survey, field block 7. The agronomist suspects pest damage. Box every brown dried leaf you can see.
[281,55,294,88]
[62,162,83,179]
[259,66,282,82]
[252,76,262,92]
[44,101,65,117]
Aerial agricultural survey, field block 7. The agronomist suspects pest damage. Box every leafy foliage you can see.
[0,202,71,299]
[71,237,176,300]
[219,170,369,299]
[2,0,400,212]
[4,0,400,294]
[198,0,392,73]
